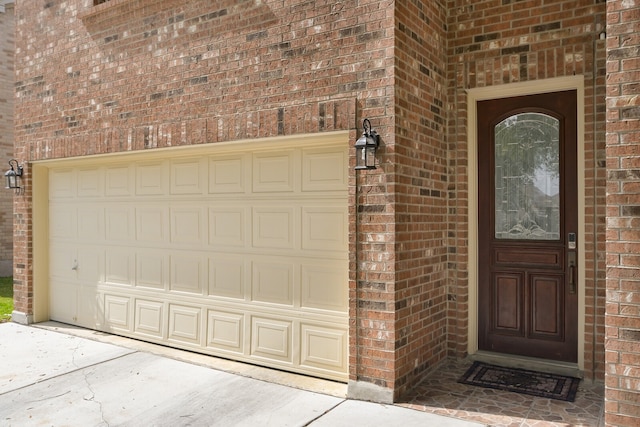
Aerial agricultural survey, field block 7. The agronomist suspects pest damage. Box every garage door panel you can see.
[50,282,78,324]
[78,206,104,241]
[208,255,246,299]
[78,291,101,329]
[105,207,134,242]
[206,309,244,353]
[136,162,167,195]
[169,304,202,345]
[170,253,206,294]
[77,247,104,283]
[136,206,169,244]
[50,205,77,239]
[253,151,294,193]
[208,155,247,194]
[209,207,247,248]
[136,252,167,289]
[49,168,76,199]
[104,294,132,332]
[170,207,204,246]
[105,164,133,197]
[301,324,347,371]
[48,137,348,381]
[252,260,294,306]
[301,262,348,312]
[252,207,295,249]
[251,317,292,362]
[302,206,347,251]
[171,158,205,195]
[302,148,348,192]
[105,249,133,286]
[134,299,165,339]
[77,168,103,198]
[49,244,77,279]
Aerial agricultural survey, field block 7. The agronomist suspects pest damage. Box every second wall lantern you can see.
[355,118,379,170]
[5,159,23,192]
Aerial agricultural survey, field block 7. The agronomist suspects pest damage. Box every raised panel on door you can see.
[170,158,205,195]
[136,251,167,289]
[77,168,103,198]
[49,282,78,324]
[206,309,244,353]
[492,272,524,335]
[208,155,246,194]
[136,206,168,244]
[300,323,347,372]
[301,206,347,253]
[301,147,347,192]
[134,299,165,339]
[251,260,294,305]
[168,304,202,346]
[105,248,133,286]
[104,294,132,332]
[49,169,76,199]
[105,165,133,197]
[170,207,204,246]
[251,317,292,362]
[301,262,348,312]
[170,253,205,294]
[252,152,294,193]
[530,274,564,340]
[208,208,247,248]
[50,205,77,240]
[252,207,295,249]
[136,162,166,196]
[208,255,246,299]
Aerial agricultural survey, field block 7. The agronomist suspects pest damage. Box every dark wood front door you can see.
[478,90,578,363]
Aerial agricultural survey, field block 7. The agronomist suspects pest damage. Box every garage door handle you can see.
[72,259,78,271]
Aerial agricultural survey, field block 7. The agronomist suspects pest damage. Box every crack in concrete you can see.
[82,368,109,427]
[71,338,110,427]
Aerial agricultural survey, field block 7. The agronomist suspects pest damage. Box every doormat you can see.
[458,361,580,402]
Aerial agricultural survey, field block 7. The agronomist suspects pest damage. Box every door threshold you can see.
[470,351,582,379]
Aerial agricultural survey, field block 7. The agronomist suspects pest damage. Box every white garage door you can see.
[47,134,349,381]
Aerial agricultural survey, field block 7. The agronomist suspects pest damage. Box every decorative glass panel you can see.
[494,113,560,240]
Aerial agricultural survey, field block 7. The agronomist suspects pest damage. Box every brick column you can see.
[605,1,640,426]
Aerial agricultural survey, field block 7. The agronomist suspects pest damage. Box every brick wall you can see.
[13,0,399,390]
[390,0,449,396]
[605,1,640,425]
[0,4,14,276]
[447,0,608,381]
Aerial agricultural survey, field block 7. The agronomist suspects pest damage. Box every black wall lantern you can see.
[5,159,23,192]
[355,118,379,170]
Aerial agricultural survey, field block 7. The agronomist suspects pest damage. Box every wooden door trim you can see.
[466,76,586,370]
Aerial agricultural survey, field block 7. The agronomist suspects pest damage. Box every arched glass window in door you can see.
[494,113,560,240]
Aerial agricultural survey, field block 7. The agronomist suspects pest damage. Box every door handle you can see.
[568,251,576,294]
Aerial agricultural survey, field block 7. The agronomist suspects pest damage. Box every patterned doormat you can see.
[458,361,580,402]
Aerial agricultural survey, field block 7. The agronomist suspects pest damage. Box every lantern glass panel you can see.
[5,172,16,189]
[365,145,376,168]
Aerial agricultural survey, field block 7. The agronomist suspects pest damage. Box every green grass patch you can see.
[0,277,13,322]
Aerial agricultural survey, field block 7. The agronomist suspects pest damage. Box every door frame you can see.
[467,76,585,370]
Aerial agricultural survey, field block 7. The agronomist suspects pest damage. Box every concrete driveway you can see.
[0,322,484,426]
